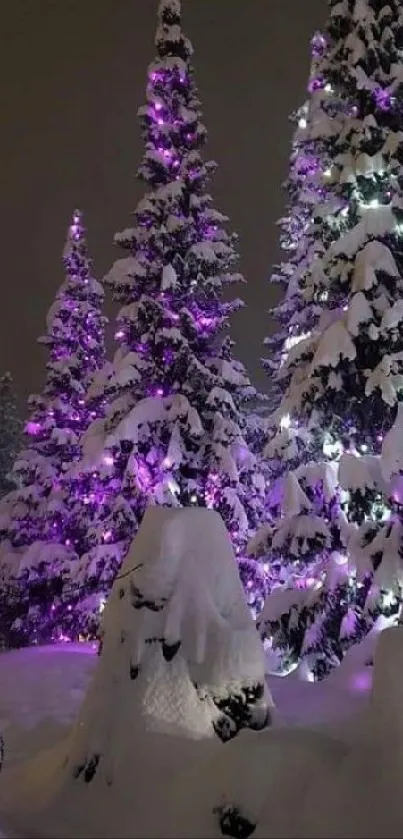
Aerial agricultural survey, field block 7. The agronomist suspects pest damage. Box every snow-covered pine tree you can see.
[0,211,107,645]
[258,0,403,680]
[0,373,21,499]
[262,18,348,479]
[250,8,348,592]
[72,0,266,630]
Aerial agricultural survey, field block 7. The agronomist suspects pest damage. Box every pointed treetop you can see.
[0,371,13,384]
[62,209,90,269]
[155,0,192,60]
[67,209,85,245]
[158,0,181,23]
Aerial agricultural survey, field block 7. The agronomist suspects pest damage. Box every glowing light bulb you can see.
[280,414,291,430]
[299,117,307,129]
[334,552,348,566]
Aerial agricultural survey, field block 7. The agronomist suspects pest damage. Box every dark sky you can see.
[1,0,325,408]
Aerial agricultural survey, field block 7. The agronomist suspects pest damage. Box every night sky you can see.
[1,0,325,408]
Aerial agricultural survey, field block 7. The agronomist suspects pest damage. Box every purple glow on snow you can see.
[26,421,42,436]
[137,463,151,490]
[351,670,372,693]
[374,88,391,111]
[308,76,324,93]
[311,31,326,57]
[58,633,71,643]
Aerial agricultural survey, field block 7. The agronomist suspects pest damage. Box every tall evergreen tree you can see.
[0,212,107,643]
[251,7,348,585]
[263,19,345,480]
[258,0,403,680]
[0,373,21,499]
[71,0,266,632]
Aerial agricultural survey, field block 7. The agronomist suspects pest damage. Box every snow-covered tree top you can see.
[156,0,193,62]
[22,209,107,470]
[75,0,267,580]
[158,0,181,23]
[61,209,104,300]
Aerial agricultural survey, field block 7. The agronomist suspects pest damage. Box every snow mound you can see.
[0,508,271,838]
[66,507,271,752]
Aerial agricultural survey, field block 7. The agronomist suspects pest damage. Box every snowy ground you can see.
[0,639,377,838]
[0,642,371,774]
[0,644,97,772]
[2,626,403,837]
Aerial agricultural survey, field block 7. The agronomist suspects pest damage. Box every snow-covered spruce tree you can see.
[0,373,21,499]
[71,0,266,629]
[250,11,348,592]
[0,211,107,645]
[257,0,403,680]
[252,3,357,557]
